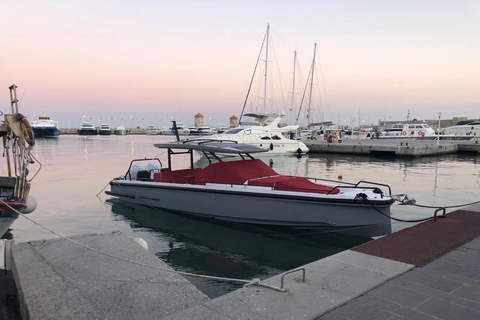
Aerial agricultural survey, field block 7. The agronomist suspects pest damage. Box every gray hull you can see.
[108,181,393,237]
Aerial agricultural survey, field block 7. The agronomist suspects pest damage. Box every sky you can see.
[1,0,479,129]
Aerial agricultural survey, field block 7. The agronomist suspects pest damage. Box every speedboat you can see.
[30,113,60,137]
[98,123,112,135]
[105,140,397,237]
[78,122,97,135]
[1,85,38,237]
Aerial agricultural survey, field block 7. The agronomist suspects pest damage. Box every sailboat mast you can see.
[239,24,269,121]
[290,50,297,125]
[263,24,270,113]
[307,43,317,125]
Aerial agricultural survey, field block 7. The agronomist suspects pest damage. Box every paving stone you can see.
[401,269,464,293]
[463,237,480,251]
[454,297,480,313]
[453,285,480,303]
[318,312,349,320]
[369,283,429,309]
[416,297,480,320]
[419,258,479,283]
[441,248,480,270]
[389,277,457,302]
[329,300,394,320]
[355,294,401,312]
[393,307,438,320]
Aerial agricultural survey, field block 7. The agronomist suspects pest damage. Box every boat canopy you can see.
[153,140,269,154]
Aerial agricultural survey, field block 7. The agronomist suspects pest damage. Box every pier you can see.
[305,138,480,157]
[2,203,480,319]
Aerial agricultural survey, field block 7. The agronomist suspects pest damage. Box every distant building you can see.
[230,115,238,127]
[194,113,204,127]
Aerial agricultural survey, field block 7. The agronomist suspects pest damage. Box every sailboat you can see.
[203,24,309,156]
[295,43,332,140]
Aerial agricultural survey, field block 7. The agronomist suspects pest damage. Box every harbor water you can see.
[5,135,480,298]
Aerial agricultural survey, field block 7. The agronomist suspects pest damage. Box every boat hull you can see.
[108,181,393,237]
[32,127,60,137]
[0,214,18,238]
[78,129,98,135]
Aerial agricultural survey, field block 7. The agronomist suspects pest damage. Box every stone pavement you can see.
[318,236,480,320]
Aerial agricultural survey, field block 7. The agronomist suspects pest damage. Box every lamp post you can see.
[437,112,442,146]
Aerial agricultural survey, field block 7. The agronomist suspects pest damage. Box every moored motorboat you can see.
[78,122,97,135]
[105,140,399,237]
[1,85,38,237]
[114,126,127,135]
[98,123,112,135]
[30,112,60,137]
[443,121,480,136]
[146,125,159,135]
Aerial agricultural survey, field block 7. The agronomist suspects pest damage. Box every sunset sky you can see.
[1,0,479,129]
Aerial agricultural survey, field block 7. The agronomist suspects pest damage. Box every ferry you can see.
[30,113,60,137]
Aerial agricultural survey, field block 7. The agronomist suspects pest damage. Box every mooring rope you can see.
[1,199,285,292]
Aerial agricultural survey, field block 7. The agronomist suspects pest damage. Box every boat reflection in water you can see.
[107,199,370,298]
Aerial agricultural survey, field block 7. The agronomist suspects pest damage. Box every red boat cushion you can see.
[153,168,199,184]
[247,176,340,194]
[195,159,278,184]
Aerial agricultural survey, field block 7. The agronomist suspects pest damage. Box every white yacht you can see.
[444,121,480,136]
[98,123,112,135]
[78,122,97,135]
[146,125,159,135]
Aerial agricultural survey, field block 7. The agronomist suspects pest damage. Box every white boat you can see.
[443,121,480,136]
[78,122,97,135]
[378,123,436,139]
[114,126,127,135]
[146,125,159,135]
[30,112,60,137]
[98,123,112,135]
[208,127,308,156]
[380,123,404,137]
[201,113,308,156]
[105,140,399,237]
[171,122,190,136]
[1,85,38,237]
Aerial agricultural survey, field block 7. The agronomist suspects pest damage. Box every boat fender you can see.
[296,148,302,154]
[22,195,37,214]
[129,236,149,251]
[270,143,274,151]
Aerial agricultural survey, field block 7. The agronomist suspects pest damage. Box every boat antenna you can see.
[239,23,269,122]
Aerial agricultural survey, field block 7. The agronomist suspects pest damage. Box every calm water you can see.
[6,135,480,297]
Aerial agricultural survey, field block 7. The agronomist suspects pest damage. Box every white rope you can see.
[2,199,285,291]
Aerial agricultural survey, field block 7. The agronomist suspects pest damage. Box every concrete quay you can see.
[305,138,480,157]
[2,204,480,319]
